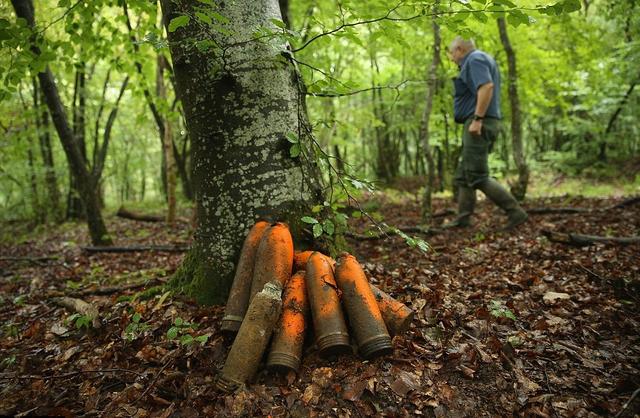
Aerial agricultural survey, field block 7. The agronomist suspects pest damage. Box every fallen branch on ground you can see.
[0,368,145,381]
[71,278,165,296]
[528,195,639,215]
[116,206,165,222]
[51,296,101,328]
[82,245,189,253]
[541,229,640,246]
[431,209,455,218]
[527,207,591,214]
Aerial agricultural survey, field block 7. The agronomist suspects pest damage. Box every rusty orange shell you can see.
[370,284,414,336]
[249,222,294,302]
[335,253,392,359]
[221,221,270,334]
[305,252,351,357]
[293,251,314,272]
[267,270,309,372]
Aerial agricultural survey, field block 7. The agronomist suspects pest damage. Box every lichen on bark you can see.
[161,0,326,305]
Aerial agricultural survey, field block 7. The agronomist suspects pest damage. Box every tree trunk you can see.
[156,54,177,224]
[26,137,42,222]
[173,132,194,200]
[33,79,61,222]
[161,0,323,305]
[370,52,399,183]
[420,8,441,223]
[67,63,87,219]
[11,0,112,246]
[497,17,529,201]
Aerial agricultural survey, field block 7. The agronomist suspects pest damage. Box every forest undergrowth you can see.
[0,195,638,417]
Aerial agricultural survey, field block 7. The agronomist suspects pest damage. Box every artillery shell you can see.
[221,220,270,334]
[293,251,314,272]
[266,270,309,372]
[217,282,283,392]
[335,253,392,360]
[370,284,414,336]
[305,252,351,357]
[249,222,293,303]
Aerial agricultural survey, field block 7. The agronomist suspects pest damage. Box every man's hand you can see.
[469,119,483,136]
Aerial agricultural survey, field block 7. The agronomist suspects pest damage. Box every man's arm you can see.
[469,82,494,136]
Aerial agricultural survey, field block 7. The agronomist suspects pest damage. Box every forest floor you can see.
[0,194,638,417]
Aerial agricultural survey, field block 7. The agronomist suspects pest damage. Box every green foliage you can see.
[166,317,209,346]
[0,355,17,370]
[489,300,517,320]
[168,15,190,33]
[66,313,92,330]
[123,312,151,342]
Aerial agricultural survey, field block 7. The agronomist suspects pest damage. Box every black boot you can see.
[477,178,528,231]
[442,186,476,228]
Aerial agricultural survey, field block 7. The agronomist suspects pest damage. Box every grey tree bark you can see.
[161,0,323,305]
[497,17,529,201]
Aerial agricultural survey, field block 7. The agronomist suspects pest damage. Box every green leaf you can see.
[286,132,299,144]
[195,12,212,25]
[290,143,300,158]
[168,15,190,33]
[210,11,230,24]
[489,300,516,320]
[313,223,323,238]
[195,334,210,345]
[270,18,286,29]
[174,317,183,326]
[167,326,179,340]
[180,334,194,345]
[311,205,323,213]
[301,216,318,224]
[132,313,141,323]
[75,315,91,329]
[322,220,335,236]
[561,0,582,13]
[494,0,517,7]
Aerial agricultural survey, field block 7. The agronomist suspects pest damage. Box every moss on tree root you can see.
[169,248,231,306]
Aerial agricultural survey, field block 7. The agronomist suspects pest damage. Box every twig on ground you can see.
[82,245,189,253]
[614,387,640,418]
[0,368,145,381]
[134,357,175,403]
[541,229,640,246]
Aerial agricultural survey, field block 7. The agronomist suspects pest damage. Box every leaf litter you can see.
[0,195,638,416]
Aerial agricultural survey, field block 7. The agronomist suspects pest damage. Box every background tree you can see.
[497,17,529,201]
[10,0,114,245]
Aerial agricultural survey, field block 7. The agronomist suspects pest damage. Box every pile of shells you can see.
[216,221,414,392]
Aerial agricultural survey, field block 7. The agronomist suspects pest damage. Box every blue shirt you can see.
[453,50,501,123]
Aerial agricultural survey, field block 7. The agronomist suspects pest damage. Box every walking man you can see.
[444,37,527,231]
